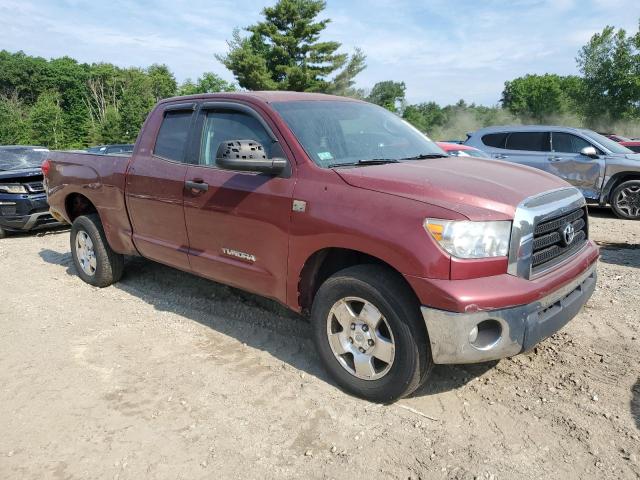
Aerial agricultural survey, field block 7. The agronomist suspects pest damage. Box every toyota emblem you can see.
[562,223,575,245]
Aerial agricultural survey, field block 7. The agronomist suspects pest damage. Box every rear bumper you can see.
[421,263,597,364]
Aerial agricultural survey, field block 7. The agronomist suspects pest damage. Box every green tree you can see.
[0,94,27,144]
[367,80,406,112]
[576,21,640,121]
[47,56,90,147]
[402,101,446,132]
[178,72,236,95]
[119,68,156,142]
[217,0,366,92]
[147,64,178,102]
[26,91,65,148]
[99,106,123,144]
[501,74,582,120]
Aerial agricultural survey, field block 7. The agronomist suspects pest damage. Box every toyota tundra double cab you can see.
[43,92,599,402]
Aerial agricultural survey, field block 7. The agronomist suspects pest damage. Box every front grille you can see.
[531,207,588,275]
[24,181,45,193]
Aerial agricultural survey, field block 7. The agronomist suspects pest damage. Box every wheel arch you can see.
[297,247,421,314]
[64,192,98,222]
[601,172,640,205]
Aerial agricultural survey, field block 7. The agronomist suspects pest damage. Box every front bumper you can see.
[421,263,597,364]
[0,193,60,232]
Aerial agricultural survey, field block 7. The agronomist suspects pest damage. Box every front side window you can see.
[551,132,592,153]
[199,111,274,167]
[154,110,193,162]
[272,101,444,168]
[505,132,549,152]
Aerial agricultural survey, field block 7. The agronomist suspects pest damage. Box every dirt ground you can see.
[0,207,638,480]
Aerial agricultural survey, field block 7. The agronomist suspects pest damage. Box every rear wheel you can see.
[70,214,124,287]
[611,180,640,220]
[311,264,432,403]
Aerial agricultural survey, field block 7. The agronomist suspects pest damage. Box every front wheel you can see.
[311,264,432,403]
[70,214,124,287]
[611,180,640,220]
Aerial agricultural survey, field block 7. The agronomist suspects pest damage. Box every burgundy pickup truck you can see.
[43,92,599,402]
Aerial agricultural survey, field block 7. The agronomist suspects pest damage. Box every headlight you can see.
[0,184,27,194]
[424,219,511,258]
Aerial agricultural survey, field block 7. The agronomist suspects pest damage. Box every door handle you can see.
[494,154,508,159]
[548,156,563,162]
[185,179,209,192]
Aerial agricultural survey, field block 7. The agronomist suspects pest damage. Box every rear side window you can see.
[505,132,550,152]
[481,133,508,148]
[627,145,640,153]
[154,110,193,162]
[551,132,592,153]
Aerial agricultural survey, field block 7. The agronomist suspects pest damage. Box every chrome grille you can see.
[24,181,45,193]
[531,207,588,275]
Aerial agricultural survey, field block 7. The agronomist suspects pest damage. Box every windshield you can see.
[0,148,49,171]
[581,130,634,154]
[272,100,445,167]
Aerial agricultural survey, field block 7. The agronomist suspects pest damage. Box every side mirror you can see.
[216,140,286,175]
[580,146,599,159]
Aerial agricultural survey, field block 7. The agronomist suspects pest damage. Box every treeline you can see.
[0,51,235,149]
[1,0,638,149]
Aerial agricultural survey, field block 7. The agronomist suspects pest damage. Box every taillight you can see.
[41,159,51,177]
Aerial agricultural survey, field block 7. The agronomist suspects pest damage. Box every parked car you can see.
[466,126,640,219]
[0,146,60,238]
[620,141,640,154]
[600,134,640,153]
[601,133,631,143]
[43,93,598,402]
[87,144,134,155]
[436,142,490,158]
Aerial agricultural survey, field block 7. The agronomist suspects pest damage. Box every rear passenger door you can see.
[125,103,196,270]
[498,131,550,171]
[549,131,605,200]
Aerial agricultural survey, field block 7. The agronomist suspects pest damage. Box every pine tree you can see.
[217,0,366,92]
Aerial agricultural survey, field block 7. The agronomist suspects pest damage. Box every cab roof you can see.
[160,91,362,105]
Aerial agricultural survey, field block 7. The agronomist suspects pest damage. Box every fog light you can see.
[469,320,502,350]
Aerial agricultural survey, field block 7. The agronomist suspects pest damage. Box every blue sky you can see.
[0,0,638,105]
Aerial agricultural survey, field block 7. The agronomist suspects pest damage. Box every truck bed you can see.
[46,150,137,255]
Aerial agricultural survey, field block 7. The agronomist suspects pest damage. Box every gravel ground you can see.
[0,208,639,480]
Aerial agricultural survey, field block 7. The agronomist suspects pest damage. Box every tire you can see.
[611,180,640,220]
[70,214,124,287]
[0,226,6,239]
[311,264,432,403]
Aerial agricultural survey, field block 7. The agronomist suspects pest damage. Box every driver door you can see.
[548,131,605,200]
[183,103,295,302]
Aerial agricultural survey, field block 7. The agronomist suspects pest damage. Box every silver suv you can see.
[466,125,640,219]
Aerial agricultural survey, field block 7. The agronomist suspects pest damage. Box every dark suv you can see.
[0,146,60,238]
[466,126,640,219]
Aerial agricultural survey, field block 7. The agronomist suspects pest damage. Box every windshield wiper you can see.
[401,153,448,160]
[328,159,400,168]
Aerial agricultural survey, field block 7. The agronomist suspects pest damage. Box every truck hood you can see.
[607,152,640,163]
[0,167,43,181]
[334,157,569,221]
